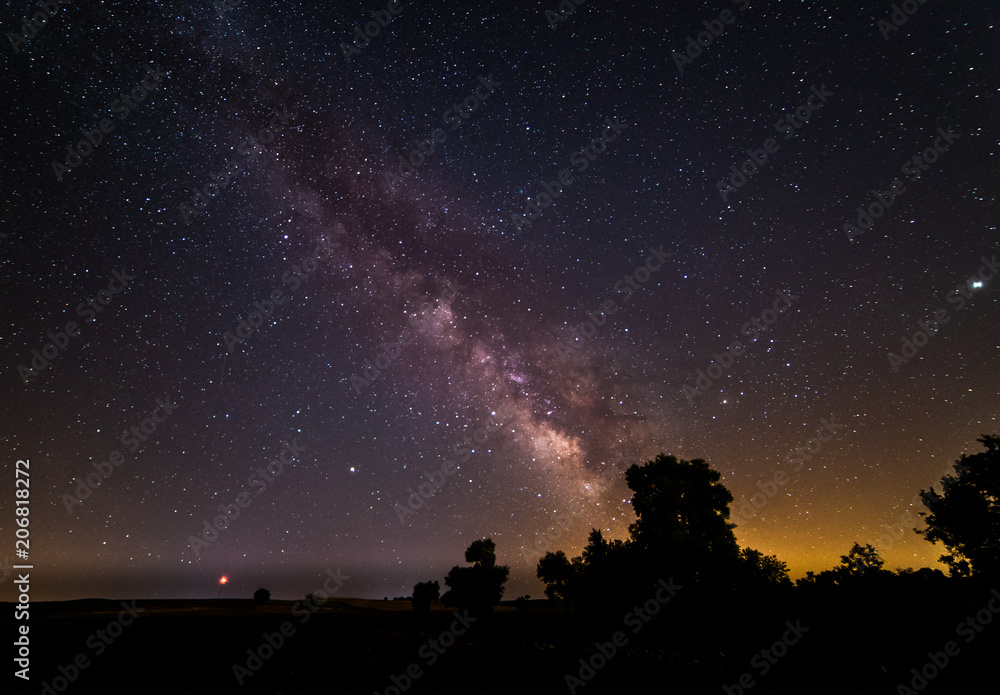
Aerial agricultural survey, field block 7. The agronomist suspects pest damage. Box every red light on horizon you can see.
[219,576,228,585]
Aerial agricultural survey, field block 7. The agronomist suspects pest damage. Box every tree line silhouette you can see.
[407,435,999,614]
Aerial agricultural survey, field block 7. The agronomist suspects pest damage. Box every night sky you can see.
[2,0,998,603]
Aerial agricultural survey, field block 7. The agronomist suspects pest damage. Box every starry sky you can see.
[1,0,998,602]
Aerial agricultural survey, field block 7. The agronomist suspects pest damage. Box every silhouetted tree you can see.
[795,543,892,595]
[411,580,440,614]
[838,542,886,578]
[626,454,740,586]
[441,538,509,615]
[253,588,271,605]
[918,435,1000,579]
[578,528,647,610]
[464,538,498,565]
[537,453,829,608]
[536,530,642,612]
[795,570,839,594]
[738,547,792,589]
[892,566,950,593]
[536,550,576,603]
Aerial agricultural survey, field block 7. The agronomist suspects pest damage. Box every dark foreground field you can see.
[6,589,999,694]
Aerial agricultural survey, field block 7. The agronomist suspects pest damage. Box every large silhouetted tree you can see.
[918,435,1000,579]
[536,453,754,608]
[626,454,740,584]
[534,452,838,609]
[442,538,510,615]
